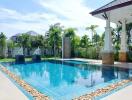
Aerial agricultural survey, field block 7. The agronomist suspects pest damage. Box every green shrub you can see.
[127,52,132,62]
[75,47,101,59]
[114,51,119,61]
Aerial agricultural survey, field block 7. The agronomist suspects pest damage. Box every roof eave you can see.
[90,0,132,16]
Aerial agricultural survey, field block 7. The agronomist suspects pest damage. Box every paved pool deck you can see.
[102,85,132,100]
[0,71,28,100]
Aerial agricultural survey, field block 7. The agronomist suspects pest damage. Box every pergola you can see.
[90,0,132,64]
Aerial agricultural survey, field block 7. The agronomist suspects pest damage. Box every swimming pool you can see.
[2,60,132,100]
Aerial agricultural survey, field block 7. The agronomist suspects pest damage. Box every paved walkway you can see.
[0,71,28,100]
[102,85,132,100]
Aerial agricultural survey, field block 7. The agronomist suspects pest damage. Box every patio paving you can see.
[102,85,132,100]
[0,71,28,100]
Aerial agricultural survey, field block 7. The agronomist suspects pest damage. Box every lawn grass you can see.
[0,57,60,62]
[0,58,15,62]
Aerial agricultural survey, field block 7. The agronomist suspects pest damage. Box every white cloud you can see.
[0,0,115,38]
[0,8,58,37]
[0,8,58,22]
[0,21,55,38]
[39,0,108,36]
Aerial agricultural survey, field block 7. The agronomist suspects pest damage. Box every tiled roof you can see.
[90,0,132,15]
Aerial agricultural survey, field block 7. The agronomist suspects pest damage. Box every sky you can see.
[0,0,114,38]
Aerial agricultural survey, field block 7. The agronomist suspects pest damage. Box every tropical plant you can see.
[0,32,6,58]
[17,33,31,55]
[80,35,90,57]
[86,25,98,45]
[92,34,100,44]
[64,28,76,38]
[48,23,63,56]
[80,35,90,48]
[111,27,120,51]
[7,40,15,57]
[7,40,15,49]
[99,33,105,47]
[64,28,77,57]
[73,35,80,56]
[31,35,45,48]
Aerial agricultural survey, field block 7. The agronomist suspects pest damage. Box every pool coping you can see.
[73,79,132,100]
[0,64,50,100]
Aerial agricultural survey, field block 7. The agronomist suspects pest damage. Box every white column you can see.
[103,12,113,52]
[120,19,127,52]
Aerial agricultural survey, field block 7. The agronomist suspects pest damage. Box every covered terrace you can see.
[90,0,132,64]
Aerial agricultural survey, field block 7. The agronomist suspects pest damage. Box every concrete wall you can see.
[63,37,71,58]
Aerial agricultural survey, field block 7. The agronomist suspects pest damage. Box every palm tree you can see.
[92,34,101,45]
[80,35,89,48]
[86,25,98,59]
[86,25,98,45]
[48,23,63,57]
[64,28,76,38]
[0,32,6,58]
[80,35,90,57]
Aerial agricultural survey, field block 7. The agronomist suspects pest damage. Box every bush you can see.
[114,51,119,61]
[75,48,86,58]
[127,52,132,62]
[75,46,101,59]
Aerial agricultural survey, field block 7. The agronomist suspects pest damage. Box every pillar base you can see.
[102,52,114,64]
[119,52,127,62]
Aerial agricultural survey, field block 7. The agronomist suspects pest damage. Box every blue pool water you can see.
[2,60,132,100]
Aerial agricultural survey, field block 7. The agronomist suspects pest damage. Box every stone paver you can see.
[0,71,28,100]
[102,85,132,100]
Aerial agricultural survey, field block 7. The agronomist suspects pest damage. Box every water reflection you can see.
[116,68,129,79]
[102,65,130,82]
[102,66,115,82]
[47,62,62,87]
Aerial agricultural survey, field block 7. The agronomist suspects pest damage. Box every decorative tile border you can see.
[0,65,50,100]
[73,79,132,100]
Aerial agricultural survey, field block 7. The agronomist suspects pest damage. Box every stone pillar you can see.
[102,12,114,64]
[62,37,71,58]
[119,19,127,62]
